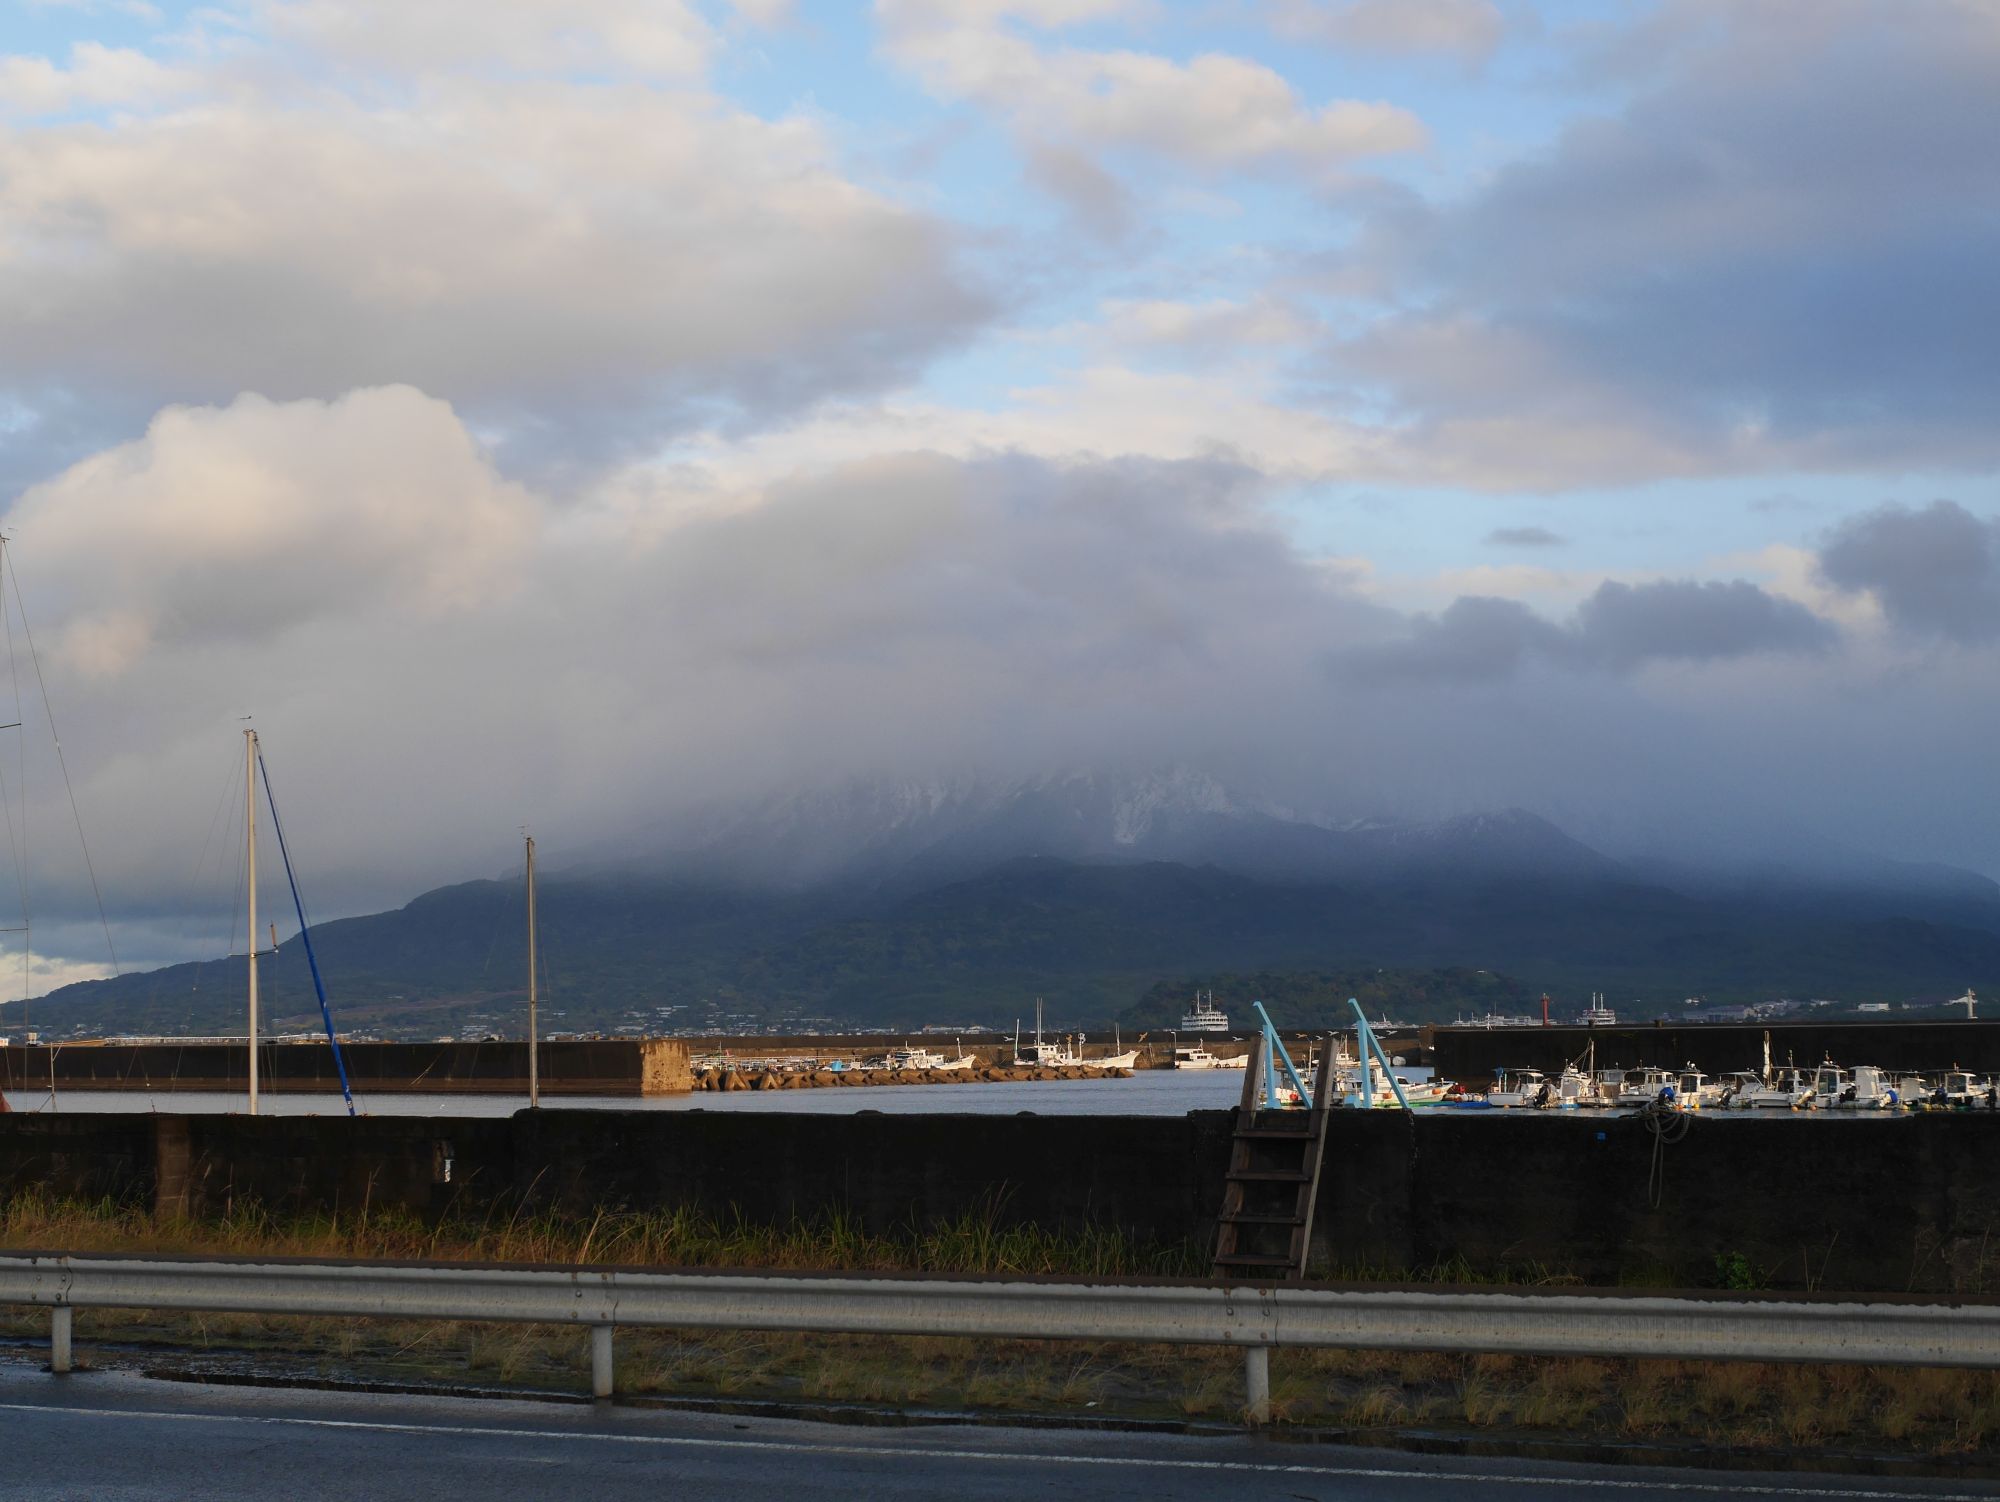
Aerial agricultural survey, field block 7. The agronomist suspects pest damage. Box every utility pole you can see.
[526,833,539,1109]
[245,727,259,1116]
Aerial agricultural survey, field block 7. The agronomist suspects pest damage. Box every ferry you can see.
[1180,991,1230,1033]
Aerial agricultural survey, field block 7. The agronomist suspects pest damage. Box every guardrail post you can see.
[591,1324,615,1399]
[50,1306,72,1374]
[1243,1344,1269,1425]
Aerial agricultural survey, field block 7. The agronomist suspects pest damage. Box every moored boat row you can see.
[1452,1047,2000,1112]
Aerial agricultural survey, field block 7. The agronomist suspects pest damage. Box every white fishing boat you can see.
[1094,1025,1138,1070]
[1922,1070,1997,1110]
[886,1044,967,1071]
[1180,990,1230,1033]
[1819,1063,1900,1110]
[1673,1065,1725,1109]
[1891,1071,1932,1106]
[1617,1065,1679,1105]
[1714,1070,1764,1108]
[1740,1066,1816,1109]
[1173,1044,1247,1069]
[1802,1060,1848,1110]
[1012,1000,1084,1067]
[1483,1067,1553,1108]
[1550,1063,1602,1108]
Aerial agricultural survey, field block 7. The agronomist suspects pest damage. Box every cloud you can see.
[1269,0,1508,67]
[7,386,2000,970]
[1021,141,1134,240]
[1573,579,1836,671]
[1818,500,2000,644]
[1327,0,2000,488]
[252,0,717,80]
[880,4,1426,174]
[1485,525,1564,548]
[10,387,536,675]
[0,42,193,117]
[1348,577,1836,681]
[0,17,988,481]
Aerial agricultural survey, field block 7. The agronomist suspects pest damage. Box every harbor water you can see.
[1,1068,1911,1118]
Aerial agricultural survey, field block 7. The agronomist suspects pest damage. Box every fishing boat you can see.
[1173,1043,1247,1069]
[1012,1000,1083,1067]
[1922,1070,1998,1110]
[1673,1065,1725,1109]
[886,1044,970,1071]
[1339,1069,1455,1107]
[1714,1070,1764,1108]
[1822,1064,1901,1110]
[1094,1025,1139,1070]
[1739,1066,1816,1109]
[1483,1067,1553,1108]
[1549,1063,1602,1108]
[1618,1065,1679,1105]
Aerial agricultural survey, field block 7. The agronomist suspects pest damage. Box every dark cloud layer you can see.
[1820,500,2000,644]
[1334,0,2000,484]
[1348,578,1835,682]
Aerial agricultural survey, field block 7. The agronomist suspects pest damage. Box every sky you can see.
[0,0,1997,989]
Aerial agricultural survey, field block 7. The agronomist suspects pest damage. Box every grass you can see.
[4,1193,1999,1460]
[0,1189,1203,1279]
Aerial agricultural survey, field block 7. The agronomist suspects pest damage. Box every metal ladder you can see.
[1211,1012,1335,1281]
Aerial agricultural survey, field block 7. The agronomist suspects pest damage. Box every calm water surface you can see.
[1,1068,1901,1118]
[2,1070,1260,1118]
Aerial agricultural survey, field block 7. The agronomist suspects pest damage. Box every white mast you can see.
[525,833,539,1108]
[245,727,259,1115]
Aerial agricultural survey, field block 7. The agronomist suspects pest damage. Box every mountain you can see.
[603,771,1629,890]
[27,774,2000,1037]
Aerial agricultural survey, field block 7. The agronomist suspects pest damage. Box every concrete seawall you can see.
[4,1109,2000,1293]
[0,1039,693,1097]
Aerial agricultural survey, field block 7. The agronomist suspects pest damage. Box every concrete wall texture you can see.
[3,1109,1998,1294]
[0,1040,693,1096]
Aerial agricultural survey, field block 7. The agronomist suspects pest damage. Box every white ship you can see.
[1180,990,1230,1033]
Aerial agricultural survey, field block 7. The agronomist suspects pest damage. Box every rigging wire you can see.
[3,545,119,977]
[255,744,356,1116]
[0,544,28,1020]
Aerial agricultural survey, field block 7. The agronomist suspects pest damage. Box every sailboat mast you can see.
[245,727,259,1116]
[525,833,538,1109]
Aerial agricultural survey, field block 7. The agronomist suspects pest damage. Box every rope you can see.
[3,546,118,976]
[1640,1094,1692,1209]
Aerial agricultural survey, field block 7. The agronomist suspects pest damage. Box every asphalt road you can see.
[0,1361,1995,1501]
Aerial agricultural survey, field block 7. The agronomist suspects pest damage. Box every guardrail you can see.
[4,1252,1998,1422]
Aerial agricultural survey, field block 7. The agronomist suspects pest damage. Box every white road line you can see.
[0,1400,1986,1498]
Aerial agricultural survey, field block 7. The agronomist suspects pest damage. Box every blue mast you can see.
[255,747,357,1116]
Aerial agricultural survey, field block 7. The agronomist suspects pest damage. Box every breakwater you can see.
[0,1039,693,1097]
[1433,1019,2000,1086]
[4,1108,1999,1293]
